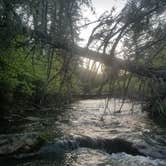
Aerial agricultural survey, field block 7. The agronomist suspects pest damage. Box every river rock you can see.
[0,135,42,156]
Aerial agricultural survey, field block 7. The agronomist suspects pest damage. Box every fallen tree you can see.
[76,46,166,80]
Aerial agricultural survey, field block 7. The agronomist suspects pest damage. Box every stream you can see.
[0,98,166,166]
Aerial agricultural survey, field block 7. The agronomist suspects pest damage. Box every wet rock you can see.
[134,143,166,159]
[13,137,149,160]
[0,135,43,156]
[33,136,166,160]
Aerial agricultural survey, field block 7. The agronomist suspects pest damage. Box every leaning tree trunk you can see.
[76,46,166,81]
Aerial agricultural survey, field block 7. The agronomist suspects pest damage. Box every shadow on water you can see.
[0,153,67,166]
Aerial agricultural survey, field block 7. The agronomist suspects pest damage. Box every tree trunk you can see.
[76,46,166,80]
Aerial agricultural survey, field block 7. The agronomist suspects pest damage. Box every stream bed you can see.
[0,98,166,166]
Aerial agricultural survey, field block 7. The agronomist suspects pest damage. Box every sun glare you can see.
[81,57,103,74]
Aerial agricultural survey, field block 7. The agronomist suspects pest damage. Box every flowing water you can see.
[1,98,166,166]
